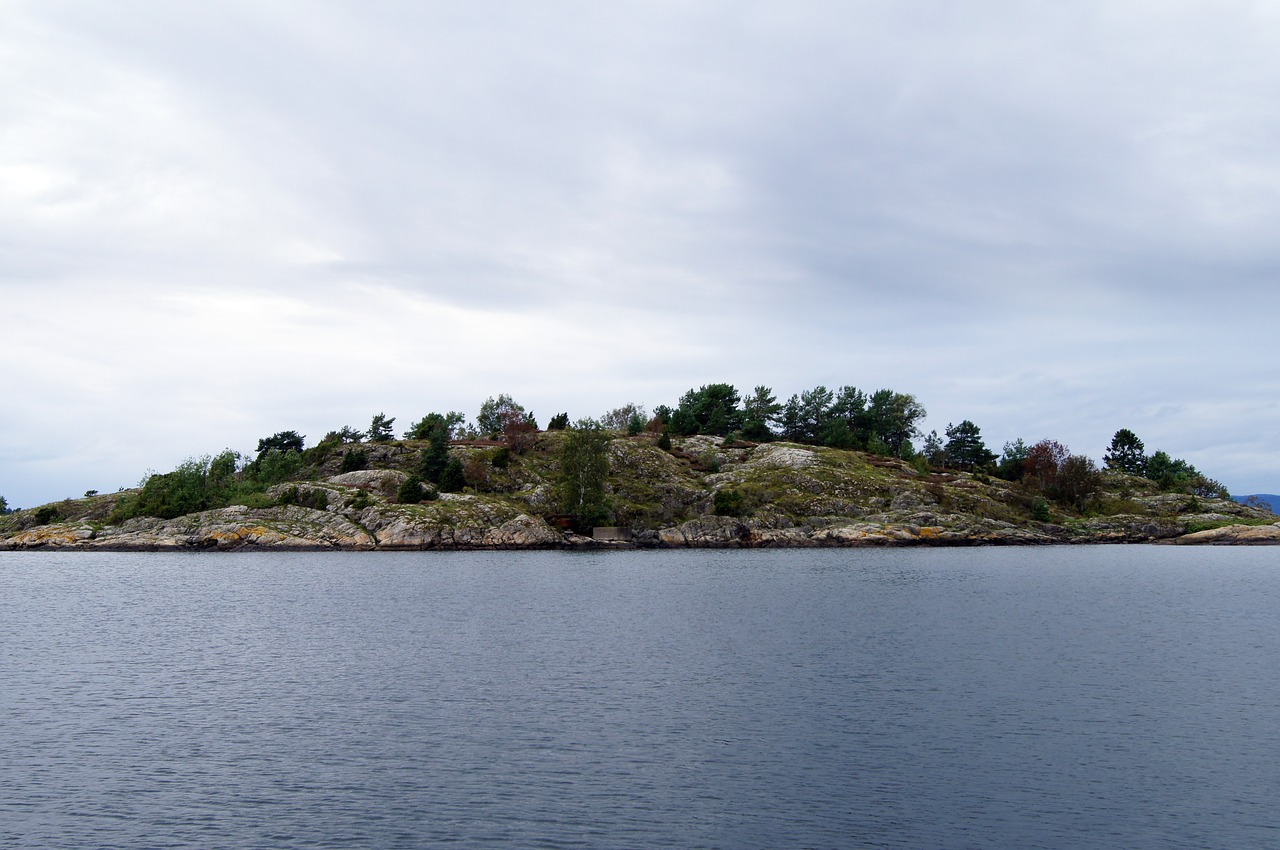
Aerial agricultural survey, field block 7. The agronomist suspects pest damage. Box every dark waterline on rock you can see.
[2,547,1278,848]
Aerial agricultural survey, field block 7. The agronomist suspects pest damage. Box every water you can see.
[2,547,1277,849]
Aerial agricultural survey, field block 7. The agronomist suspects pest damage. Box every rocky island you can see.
[3,431,1276,551]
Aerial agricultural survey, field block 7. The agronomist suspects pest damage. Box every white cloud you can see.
[3,1,1279,505]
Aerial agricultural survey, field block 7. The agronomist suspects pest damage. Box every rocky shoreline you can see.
[4,437,1276,552]
[4,502,1277,553]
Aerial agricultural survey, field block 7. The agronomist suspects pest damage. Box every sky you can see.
[3,0,1279,508]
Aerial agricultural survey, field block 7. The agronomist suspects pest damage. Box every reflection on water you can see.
[2,547,1278,849]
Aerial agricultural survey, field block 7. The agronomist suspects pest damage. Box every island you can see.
[3,413,1276,550]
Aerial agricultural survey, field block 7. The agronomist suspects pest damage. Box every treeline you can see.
[27,381,1227,525]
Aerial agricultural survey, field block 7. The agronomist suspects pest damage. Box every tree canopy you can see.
[944,420,997,470]
[1104,429,1146,474]
[405,411,465,441]
[477,394,530,437]
[256,430,304,456]
[368,413,396,442]
[557,418,611,527]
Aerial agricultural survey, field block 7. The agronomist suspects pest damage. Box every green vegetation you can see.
[558,418,611,527]
[439,457,466,493]
[323,425,365,444]
[1101,429,1228,498]
[943,420,997,471]
[404,411,464,441]
[713,489,746,517]
[257,431,304,454]
[340,447,368,473]
[368,413,396,442]
[8,381,1261,547]
[278,485,329,511]
[109,450,248,522]
[397,474,426,504]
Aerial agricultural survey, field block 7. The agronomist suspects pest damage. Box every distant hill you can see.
[1234,494,1280,514]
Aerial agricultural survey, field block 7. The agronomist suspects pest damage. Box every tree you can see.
[256,430,304,456]
[397,474,426,504]
[741,386,782,441]
[866,390,925,457]
[1055,454,1102,510]
[0,495,9,514]
[405,411,465,441]
[248,448,304,486]
[438,457,466,493]
[368,413,396,442]
[944,420,996,470]
[1022,439,1100,510]
[798,385,834,443]
[1104,429,1146,475]
[672,384,742,436]
[601,403,646,432]
[500,407,538,454]
[547,412,570,431]
[1143,450,1227,497]
[340,447,368,473]
[778,395,804,441]
[322,425,364,444]
[827,386,867,445]
[418,418,454,484]
[477,394,528,437]
[1023,440,1069,493]
[996,439,1030,481]
[626,412,646,436]
[558,418,611,527]
[921,430,946,467]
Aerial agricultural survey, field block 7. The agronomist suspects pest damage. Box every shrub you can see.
[713,489,746,517]
[463,455,490,490]
[248,448,304,487]
[33,505,61,525]
[439,458,466,493]
[1031,498,1051,522]
[279,486,329,511]
[340,448,368,473]
[397,475,426,504]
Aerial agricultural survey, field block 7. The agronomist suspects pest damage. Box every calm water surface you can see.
[1,547,1277,848]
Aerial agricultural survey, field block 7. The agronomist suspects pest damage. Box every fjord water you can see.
[2,548,1277,849]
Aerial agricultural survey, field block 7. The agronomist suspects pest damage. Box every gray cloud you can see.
[3,1,1279,506]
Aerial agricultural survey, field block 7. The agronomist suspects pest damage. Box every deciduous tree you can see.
[558,418,611,526]
[477,394,528,437]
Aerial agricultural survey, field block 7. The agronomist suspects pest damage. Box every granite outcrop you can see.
[3,435,1275,551]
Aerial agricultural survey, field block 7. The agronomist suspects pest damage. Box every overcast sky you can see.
[3,0,1279,507]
